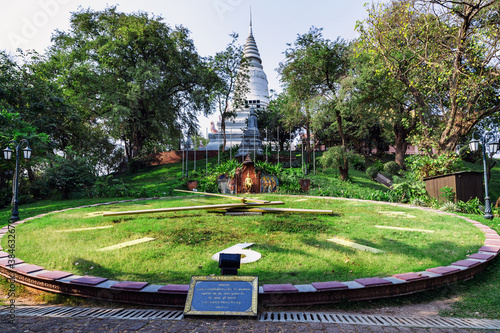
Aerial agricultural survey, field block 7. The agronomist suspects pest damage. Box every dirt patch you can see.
[1,284,458,317]
[335,298,459,317]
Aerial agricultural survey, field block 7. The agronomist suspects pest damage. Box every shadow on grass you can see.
[302,237,358,256]
[68,257,220,285]
[356,237,482,263]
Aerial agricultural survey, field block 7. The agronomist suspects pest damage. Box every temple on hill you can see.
[206,15,269,153]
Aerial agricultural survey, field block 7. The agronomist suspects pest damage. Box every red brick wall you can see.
[150,150,220,165]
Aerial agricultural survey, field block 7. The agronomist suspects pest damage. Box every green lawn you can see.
[4,195,483,286]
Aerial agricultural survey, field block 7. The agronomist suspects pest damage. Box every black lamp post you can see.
[3,139,32,222]
[469,132,499,220]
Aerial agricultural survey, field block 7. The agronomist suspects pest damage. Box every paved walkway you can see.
[1,315,495,333]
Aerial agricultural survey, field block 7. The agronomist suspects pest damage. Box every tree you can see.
[2,50,122,176]
[255,92,301,152]
[278,27,351,180]
[357,0,500,153]
[349,49,418,168]
[46,7,217,158]
[208,33,249,150]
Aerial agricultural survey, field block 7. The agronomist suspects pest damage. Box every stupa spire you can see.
[249,8,253,35]
[243,8,262,65]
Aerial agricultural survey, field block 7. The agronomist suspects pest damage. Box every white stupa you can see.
[206,14,269,151]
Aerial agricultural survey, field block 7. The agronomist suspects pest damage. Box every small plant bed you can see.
[6,195,484,286]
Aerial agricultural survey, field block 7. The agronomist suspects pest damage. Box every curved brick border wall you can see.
[0,196,499,307]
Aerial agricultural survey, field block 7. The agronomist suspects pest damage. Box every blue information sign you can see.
[184,276,258,317]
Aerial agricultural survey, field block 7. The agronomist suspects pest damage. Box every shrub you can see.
[439,186,455,202]
[319,146,346,170]
[214,159,242,178]
[372,160,384,171]
[384,161,401,175]
[0,187,11,208]
[255,161,283,175]
[405,152,463,180]
[128,154,154,173]
[366,166,379,180]
[41,155,96,199]
[410,196,428,207]
[319,146,365,172]
[277,168,303,194]
[390,177,427,203]
[89,176,131,198]
[197,173,218,193]
[350,154,366,171]
[455,198,482,215]
[439,201,459,212]
[459,145,481,163]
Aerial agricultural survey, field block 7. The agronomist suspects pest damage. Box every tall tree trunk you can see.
[132,131,144,158]
[335,108,349,180]
[339,165,349,181]
[27,166,35,183]
[335,109,346,147]
[305,123,311,164]
[394,122,409,170]
[221,117,226,151]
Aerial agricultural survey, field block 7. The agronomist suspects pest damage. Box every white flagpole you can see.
[206,127,208,176]
[254,125,256,161]
[277,127,280,164]
[290,127,292,169]
[266,128,268,163]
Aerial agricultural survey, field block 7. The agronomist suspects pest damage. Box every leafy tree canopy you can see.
[207,33,249,150]
[357,0,500,153]
[46,7,218,157]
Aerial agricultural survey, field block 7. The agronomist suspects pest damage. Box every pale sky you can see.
[1,0,376,133]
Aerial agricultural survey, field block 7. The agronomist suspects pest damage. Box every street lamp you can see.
[469,132,499,220]
[3,139,32,222]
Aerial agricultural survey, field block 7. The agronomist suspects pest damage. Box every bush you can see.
[405,152,463,180]
[439,201,459,212]
[89,176,132,198]
[128,155,154,173]
[214,159,242,178]
[0,187,11,208]
[390,176,427,203]
[255,161,283,175]
[320,146,365,171]
[439,186,455,202]
[372,160,384,171]
[41,155,96,199]
[459,145,481,163]
[366,166,379,180]
[277,168,303,194]
[384,161,401,175]
[350,154,366,171]
[319,146,348,170]
[197,173,218,193]
[455,198,482,215]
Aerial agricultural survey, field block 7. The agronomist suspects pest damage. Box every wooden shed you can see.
[424,171,484,203]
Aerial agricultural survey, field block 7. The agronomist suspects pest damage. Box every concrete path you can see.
[1,314,495,333]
